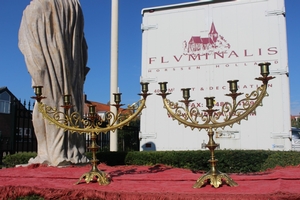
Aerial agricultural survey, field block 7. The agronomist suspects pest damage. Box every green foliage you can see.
[261,151,300,171]
[3,152,37,168]
[125,150,271,172]
[3,150,300,174]
[216,150,272,173]
[291,117,300,128]
[125,151,211,171]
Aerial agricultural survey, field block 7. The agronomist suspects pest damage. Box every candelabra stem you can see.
[158,66,274,188]
[193,128,237,188]
[75,132,110,185]
[31,83,150,186]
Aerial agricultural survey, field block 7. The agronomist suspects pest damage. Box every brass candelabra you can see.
[31,82,151,185]
[157,62,275,188]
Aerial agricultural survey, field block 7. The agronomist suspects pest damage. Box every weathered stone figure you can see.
[19,0,89,166]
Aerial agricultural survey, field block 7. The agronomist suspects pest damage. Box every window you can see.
[0,91,10,114]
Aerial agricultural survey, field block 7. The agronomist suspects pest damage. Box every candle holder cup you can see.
[31,82,151,185]
[157,62,274,188]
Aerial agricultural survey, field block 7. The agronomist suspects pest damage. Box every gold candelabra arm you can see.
[213,82,270,128]
[32,82,151,186]
[36,96,149,134]
[158,62,275,188]
[162,98,212,130]
[159,71,275,130]
[33,82,151,134]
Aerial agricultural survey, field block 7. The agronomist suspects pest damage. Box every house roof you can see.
[0,86,31,110]
[84,100,110,113]
[0,86,9,94]
[0,86,7,91]
[189,36,201,43]
[84,99,131,115]
[0,86,19,101]
[189,36,214,45]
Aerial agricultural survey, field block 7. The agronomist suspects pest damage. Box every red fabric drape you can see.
[0,164,300,199]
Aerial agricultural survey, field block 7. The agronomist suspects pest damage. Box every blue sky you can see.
[0,0,299,115]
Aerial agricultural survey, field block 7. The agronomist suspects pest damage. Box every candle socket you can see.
[182,88,191,101]
[227,80,239,94]
[113,93,122,104]
[31,82,150,186]
[156,62,274,189]
[63,94,72,105]
[258,62,270,77]
[88,105,96,115]
[33,86,43,97]
[159,82,168,94]
[141,82,149,93]
[205,97,215,109]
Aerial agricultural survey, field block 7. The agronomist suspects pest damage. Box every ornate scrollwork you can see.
[32,82,151,185]
[157,62,275,188]
[37,98,148,135]
[160,76,272,132]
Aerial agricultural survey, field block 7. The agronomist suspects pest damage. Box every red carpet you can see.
[0,164,300,199]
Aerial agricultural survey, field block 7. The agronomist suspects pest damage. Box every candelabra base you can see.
[75,168,110,185]
[193,169,238,188]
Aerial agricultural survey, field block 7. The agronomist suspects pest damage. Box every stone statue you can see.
[18,0,89,166]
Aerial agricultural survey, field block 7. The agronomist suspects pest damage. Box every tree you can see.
[291,116,300,128]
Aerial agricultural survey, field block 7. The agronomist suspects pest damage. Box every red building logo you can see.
[183,22,230,55]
